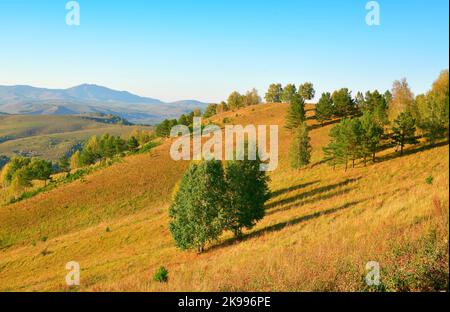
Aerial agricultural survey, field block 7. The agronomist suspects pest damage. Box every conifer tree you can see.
[392,112,418,155]
[285,94,306,129]
[290,122,312,169]
[315,92,334,126]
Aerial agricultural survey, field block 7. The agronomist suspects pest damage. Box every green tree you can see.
[323,118,363,171]
[227,91,244,110]
[281,84,297,103]
[58,156,70,173]
[298,82,315,100]
[265,83,283,103]
[360,111,384,164]
[0,156,30,186]
[127,136,139,151]
[169,160,226,253]
[315,92,334,126]
[416,70,449,143]
[364,90,389,125]
[203,104,218,118]
[178,114,190,127]
[28,158,53,186]
[224,154,270,238]
[290,122,312,169]
[392,112,418,155]
[332,88,356,118]
[285,94,306,129]
[156,119,175,138]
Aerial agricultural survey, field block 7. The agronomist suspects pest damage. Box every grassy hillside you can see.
[0,115,152,160]
[0,104,448,291]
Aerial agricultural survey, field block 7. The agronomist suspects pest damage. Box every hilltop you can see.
[0,103,448,291]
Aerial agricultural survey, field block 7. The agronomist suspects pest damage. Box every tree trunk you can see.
[372,151,376,162]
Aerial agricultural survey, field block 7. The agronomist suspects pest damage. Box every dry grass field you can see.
[0,103,448,291]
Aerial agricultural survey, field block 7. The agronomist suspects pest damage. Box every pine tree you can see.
[58,156,70,173]
[285,94,306,129]
[360,111,384,164]
[169,160,226,253]
[392,112,418,155]
[332,88,356,118]
[315,92,334,126]
[224,155,270,238]
[290,122,312,169]
[127,136,139,151]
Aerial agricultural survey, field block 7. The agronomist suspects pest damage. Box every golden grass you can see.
[0,103,448,291]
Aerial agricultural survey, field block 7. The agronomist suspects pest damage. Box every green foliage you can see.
[285,94,306,129]
[415,70,449,143]
[315,92,334,125]
[0,155,9,170]
[127,136,139,151]
[203,104,218,118]
[332,88,356,118]
[425,176,434,185]
[298,82,315,100]
[392,112,418,155]
[169,160,227,253]
[281,84,297,103]
[224,154,270,238]
[227,91,244,110]
[323,118,363,170]
[359,111,384,163]
[58,156,70,173]
[153,266,169,283]
[156,119,178,138]
[290,122,312,169]
[265,83,283,103]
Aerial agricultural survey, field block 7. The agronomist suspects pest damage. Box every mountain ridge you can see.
[0,84,208,124]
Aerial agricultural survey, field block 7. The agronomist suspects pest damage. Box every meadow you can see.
[0,115,152,161]
[0,104,448,291]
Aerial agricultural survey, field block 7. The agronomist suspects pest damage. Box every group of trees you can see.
[69,130,153,170]
[265,82,315,103]
[322,70,449,170]
[227,88,261,110]
[169,156,270,253]
[156,109,202,138]
[1,157,52,189]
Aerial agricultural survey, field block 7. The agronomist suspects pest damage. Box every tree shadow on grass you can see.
[376,141,449,164]
[270,180,320,199]
[266,187,354,217]
[265,178,361,211]
[308,119,341,131]
[209,199,364,252]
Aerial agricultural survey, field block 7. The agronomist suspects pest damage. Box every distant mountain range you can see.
[0,84,208,124]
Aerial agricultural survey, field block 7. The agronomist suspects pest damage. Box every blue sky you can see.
[0,0,448,102]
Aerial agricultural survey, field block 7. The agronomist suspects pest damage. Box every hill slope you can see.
[0,104,448,291]
[0,115,152,160]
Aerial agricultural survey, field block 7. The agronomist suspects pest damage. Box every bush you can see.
[153,266,169,283]
[425,176,434,185]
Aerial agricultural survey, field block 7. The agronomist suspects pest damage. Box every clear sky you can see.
[0,0,448,102]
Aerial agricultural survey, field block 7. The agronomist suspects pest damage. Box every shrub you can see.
[425,176,434,185]
[153,266,169,283]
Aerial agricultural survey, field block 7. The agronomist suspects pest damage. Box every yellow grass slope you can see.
[0,103,448,291]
